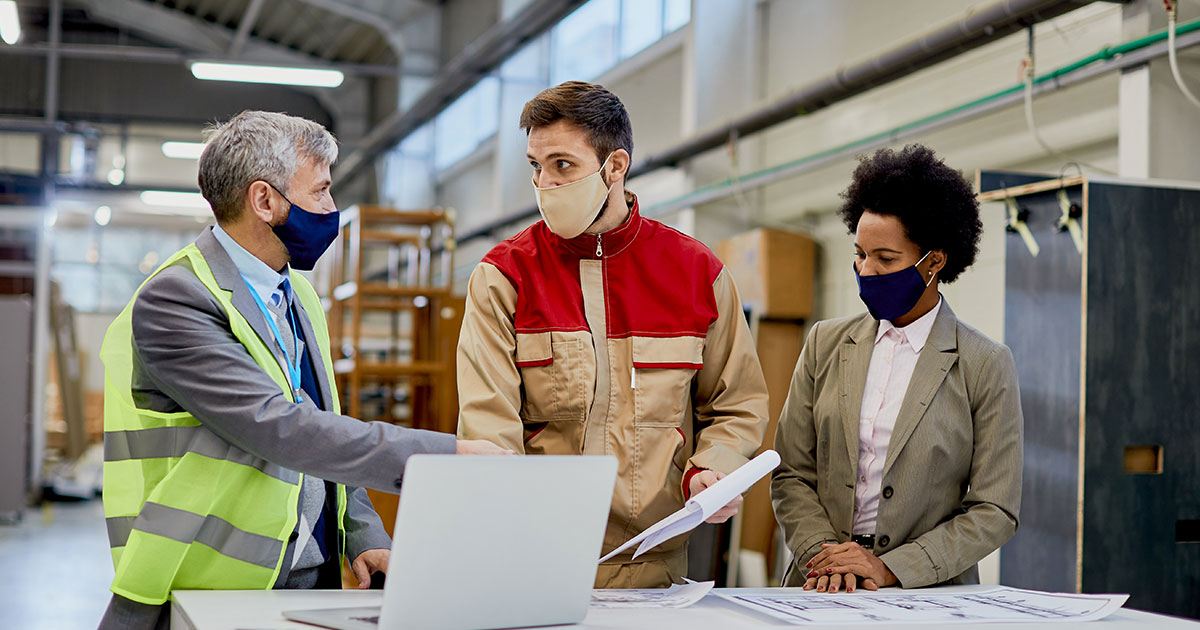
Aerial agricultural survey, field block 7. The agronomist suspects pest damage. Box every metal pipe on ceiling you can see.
[0,43,429,77]
[630,0,1100,179]
[642,23,1200,218]
[444,23,1200,282]
[450,0,1100,247]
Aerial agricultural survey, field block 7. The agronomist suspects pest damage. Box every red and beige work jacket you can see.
[456,197,768,580]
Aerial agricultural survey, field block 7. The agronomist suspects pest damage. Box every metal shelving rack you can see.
[322,205,462,434]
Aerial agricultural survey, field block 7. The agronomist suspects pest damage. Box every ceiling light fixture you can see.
[140,190,210,209]
[161,141,207,159]
[94,205,112,227]
[189,61,344,88]
[0,1,20,46]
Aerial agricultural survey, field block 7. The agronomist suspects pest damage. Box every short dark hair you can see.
[838,144,982,283]
[519,81,633,168]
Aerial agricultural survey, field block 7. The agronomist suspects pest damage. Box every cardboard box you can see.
[716,229,815,320]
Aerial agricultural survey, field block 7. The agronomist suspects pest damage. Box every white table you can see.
[170,585,1200,630]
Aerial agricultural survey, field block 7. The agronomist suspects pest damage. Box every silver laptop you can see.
[284,455,617,630]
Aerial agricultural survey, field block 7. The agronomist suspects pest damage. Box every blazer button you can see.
[393,478,404,490]
[879,535,891,548]
[288,531,298,543]
[882,486,894,499]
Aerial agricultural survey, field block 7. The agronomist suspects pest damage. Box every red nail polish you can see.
[826,568,833,574]
[806,562,812,568]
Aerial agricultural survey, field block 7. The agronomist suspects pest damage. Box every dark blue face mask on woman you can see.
[854,251,933,321]
[269,184,339,271]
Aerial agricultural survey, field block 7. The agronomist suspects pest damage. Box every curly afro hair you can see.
[838,144,981,283]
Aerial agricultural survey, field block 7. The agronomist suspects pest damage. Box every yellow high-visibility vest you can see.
[101,243,347,605]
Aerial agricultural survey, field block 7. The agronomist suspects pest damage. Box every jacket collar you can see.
[194,227,333,410]
[875,297,943,353]
[210,222,289,308]
[558,192,644,259]
[847,296,957,352]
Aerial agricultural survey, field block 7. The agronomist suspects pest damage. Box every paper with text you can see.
[718,587,1128,624]
[589,580,713,609]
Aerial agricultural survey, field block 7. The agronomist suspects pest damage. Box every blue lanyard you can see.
[242,276,304,403]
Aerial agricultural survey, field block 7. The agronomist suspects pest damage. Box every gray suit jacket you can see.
[128,228,456,577]
[770,301,1022,587]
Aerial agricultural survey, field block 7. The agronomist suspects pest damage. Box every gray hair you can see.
[198,111,337,223]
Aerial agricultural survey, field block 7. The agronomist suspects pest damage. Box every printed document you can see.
[718,587,1128,624]
[590,580,714,609]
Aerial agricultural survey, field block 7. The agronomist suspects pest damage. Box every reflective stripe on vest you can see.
[107,503,282,569]
[104,425,299,484]
[100,243,347,606]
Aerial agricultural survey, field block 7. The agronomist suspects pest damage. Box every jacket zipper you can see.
[596,234,603,258]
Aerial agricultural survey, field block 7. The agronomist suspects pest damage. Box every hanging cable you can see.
[1165,0,1200,109]
[1021,26,1115,174]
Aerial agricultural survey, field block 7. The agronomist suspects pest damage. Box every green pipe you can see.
[645,17,1200,214]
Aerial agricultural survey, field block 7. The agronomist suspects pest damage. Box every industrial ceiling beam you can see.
[228,0,267,57]
[290,0,407,60]
[332,0,588,188]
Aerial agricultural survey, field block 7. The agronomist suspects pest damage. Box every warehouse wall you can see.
[393,0,1200,583]
[424,0,1126,318]
[424,0,1200,326]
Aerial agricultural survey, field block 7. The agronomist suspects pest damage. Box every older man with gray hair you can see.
[98,111,507,630]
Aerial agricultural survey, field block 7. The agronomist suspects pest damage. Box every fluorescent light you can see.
[0,1,19,46]
[162,141,206,159]
[140,190,211,209]
[190,61,344,87]
[94,205,111,227]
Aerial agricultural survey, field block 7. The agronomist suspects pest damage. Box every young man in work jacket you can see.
[457,81,770,588]
[99,111,507,630]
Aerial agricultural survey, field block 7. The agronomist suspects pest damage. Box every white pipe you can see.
[1167,7,1200,110]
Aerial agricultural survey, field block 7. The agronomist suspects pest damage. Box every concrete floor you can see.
[0,499,114,629]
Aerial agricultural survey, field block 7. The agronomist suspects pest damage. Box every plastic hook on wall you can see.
[1005,196,1041,257]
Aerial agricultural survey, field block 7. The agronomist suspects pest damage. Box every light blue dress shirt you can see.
[210,223,292,308]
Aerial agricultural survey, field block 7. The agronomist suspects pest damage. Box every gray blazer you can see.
[128,228,456,572]
[770,301,1022,587]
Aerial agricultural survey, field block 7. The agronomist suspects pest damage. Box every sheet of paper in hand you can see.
[598,449,780,563]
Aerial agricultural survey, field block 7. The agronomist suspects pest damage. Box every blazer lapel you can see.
[882,301,960,478]
[195,228,291,377]
[839,314,878,473]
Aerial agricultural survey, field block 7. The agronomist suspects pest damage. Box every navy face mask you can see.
[269,185,339,271]
[854,251,933,321]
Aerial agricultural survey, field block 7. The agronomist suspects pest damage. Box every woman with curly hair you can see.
[771,144,1023,593]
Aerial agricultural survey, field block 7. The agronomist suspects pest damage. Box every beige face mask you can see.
[532,154,614,239]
